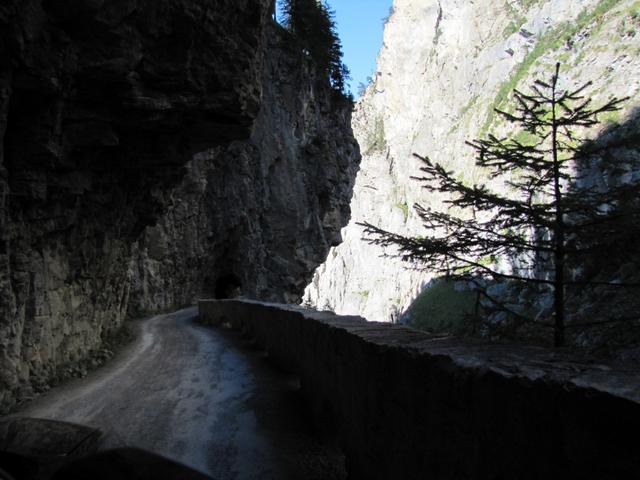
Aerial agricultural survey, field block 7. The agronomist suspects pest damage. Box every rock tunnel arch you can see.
[214,274,242,299]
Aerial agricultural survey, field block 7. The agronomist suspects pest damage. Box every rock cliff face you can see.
[129,25,360,314]
[305,0,640,322]
[0,1,359,411]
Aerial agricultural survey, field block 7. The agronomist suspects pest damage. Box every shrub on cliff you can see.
[361,64,640,347]
[279,0,350,94]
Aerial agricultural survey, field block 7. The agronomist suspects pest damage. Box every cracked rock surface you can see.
[0,2,359,412]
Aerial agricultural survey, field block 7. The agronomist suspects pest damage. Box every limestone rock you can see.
[305,0,640,322]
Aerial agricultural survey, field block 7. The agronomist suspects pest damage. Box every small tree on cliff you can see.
[361,63,637,347]
[280,0,350,94]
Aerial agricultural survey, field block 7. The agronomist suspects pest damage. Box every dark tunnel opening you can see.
[214,274,242,299]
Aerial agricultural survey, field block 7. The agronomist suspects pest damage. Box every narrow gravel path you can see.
[15,308,344,480]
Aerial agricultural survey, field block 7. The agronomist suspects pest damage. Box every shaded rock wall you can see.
[200,299,640,480]
[0,1,359,412]
[129,24,360,313]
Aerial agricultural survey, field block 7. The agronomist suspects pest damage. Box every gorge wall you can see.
[129,25,360,315]
[304,0,640,323]
[0,1,359,412]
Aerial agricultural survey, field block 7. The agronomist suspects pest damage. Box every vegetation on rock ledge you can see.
[279,0,351,95]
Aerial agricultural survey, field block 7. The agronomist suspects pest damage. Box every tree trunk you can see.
[551,63,565,347]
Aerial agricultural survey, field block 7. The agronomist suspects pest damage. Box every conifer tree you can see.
[279,0,350,94]
[361,64,637,347]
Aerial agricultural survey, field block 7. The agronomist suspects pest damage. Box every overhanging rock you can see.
[199,299,640,480]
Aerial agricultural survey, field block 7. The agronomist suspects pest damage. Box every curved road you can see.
[17,308,344,480]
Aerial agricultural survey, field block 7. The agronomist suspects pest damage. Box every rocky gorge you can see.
[0,0,359,412]
[2,0,639,426]
[305,0,640,342]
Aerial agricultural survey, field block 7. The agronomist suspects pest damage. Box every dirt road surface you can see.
[15,308,344,479]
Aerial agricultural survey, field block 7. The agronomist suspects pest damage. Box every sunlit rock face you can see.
[0,1,359,411]
[304,0,640,321]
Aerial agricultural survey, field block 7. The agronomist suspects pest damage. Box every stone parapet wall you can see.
[199,299,640,480]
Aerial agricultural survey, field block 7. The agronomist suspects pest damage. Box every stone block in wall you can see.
[199,299,640,480]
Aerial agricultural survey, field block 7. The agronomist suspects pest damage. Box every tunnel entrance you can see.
[214,274,242,299]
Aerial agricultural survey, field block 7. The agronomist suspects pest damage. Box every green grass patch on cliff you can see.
[394,201,409,222]
[449,94,480,134]
[405,279,477,334]
[503,1,545,37]
[599,109,623,125]
[513,129,539,146]
[502,1,526,38]
[482,0,623,134]
[514,0,544,8]
[617,1,640,37]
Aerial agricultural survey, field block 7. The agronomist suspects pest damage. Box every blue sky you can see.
[276,0,393,96]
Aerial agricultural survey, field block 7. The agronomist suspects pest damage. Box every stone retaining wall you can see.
[199,299,640,480]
